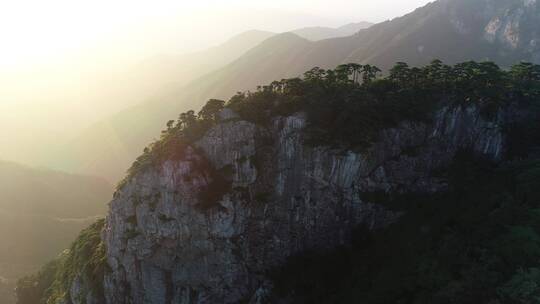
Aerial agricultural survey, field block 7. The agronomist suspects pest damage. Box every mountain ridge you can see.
[52,0,540,183]
[290,21,373,41]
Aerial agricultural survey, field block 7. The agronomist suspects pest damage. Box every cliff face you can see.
[434,0,540,54]
[479,0,540,55]
[84,104,507,304]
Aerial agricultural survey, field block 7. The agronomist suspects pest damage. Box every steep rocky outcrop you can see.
[90,103,506,303]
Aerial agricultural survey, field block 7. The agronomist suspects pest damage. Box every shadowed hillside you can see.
[0,161,111,218]
[0,162,111,304]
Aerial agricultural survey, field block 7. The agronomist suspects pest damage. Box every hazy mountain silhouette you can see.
[130,24,374,93]
[291,22,373,41]
[131,30,276,91]
[56,0,540,182]
[0,161,111,218]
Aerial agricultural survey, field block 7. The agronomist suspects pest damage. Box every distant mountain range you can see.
[127,23,373,95]
[291,22,374,41]
[53,0,540,182]
[129,30,276,93]
[0,161,111,218]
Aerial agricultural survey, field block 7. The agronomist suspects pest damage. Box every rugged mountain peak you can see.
[18,58,540,303]
[100,103,505,303]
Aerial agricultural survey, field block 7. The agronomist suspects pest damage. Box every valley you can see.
[0,162,111,303]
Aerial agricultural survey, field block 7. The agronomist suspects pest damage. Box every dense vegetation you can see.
[118,60,540,190]
[16,220,108,304]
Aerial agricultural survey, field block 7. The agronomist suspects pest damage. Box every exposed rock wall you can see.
[98,104,505,304]
[481,0,539,52]
[439,0,540,60]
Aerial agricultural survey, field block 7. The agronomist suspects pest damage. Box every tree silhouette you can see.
[349,63,363,84]
[198,99,225,121]
[336,64,352,83]
[304,67,327,82]
[389,62,410,86]
[178,110,197,130]
[361,64,381,84]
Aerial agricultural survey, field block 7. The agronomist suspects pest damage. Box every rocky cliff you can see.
[16,57,540,304]
[77,103,506,304]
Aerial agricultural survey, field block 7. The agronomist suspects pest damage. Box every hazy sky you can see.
[0,0,433,67]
